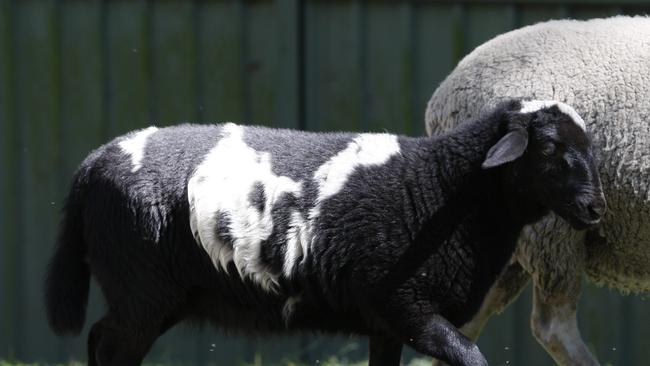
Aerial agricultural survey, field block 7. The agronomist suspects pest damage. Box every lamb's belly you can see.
[190,275,370,334]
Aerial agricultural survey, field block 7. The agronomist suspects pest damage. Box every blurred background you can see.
[1,0,650,365]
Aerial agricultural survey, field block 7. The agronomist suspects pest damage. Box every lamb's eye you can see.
[541,142,556,156]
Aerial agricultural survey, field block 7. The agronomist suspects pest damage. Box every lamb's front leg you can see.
[370,291,486,365]
[409,314,487,366]
[433,261,531,366]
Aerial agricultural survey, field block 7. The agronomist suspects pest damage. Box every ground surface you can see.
[0,357,433,366]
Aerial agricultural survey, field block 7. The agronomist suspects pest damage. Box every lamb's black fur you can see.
[44,99,604,366]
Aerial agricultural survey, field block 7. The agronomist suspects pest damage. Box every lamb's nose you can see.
[587,195,607,220]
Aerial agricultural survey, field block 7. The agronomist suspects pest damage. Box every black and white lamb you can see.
[425,16,649,366]
[45,99,605,366]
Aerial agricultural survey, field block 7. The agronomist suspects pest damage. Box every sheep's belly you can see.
[585,207,650,292]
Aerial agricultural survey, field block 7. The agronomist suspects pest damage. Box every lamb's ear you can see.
[481,129,528,169]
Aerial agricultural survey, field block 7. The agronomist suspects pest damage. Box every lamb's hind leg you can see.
[432,261,531,366]
[87,302,185,366]
[87,313,161,366]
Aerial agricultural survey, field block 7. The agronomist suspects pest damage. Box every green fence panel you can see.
[246,0,298,128]
[277,0,302,130]
[414,3,459,136]
[13,0,62,360]
[364,2,415,134]
[60,1,105,177]
[151,1,197,126]
[105,0,151,137]
[197,0,246,125]
[463,4,516,53]
[0,0,16,358]
[632,294,650,365]
[305,1,364,132]
[580,284,624,365]
[623,5,650,15]
[518,4,567,26]
[571,4,622,18]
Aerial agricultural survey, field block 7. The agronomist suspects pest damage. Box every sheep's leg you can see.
[368,335,402,366]
[432,261,531,366]
[531,282,599,366]
[518,218,598,365]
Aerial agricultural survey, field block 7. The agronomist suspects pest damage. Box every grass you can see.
[0,358,433,366]
[0,360,620,366]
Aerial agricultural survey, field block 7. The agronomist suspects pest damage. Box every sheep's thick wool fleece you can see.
[425,16,650,293]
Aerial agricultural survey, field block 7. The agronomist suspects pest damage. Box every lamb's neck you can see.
[428,115,504,181]
[400,114,528,242]
[413,115,505,209]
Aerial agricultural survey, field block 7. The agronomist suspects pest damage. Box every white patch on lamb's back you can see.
[119,126,158,172]
[520,100,586,131]
[308,133,401,233]
[188,123,307,291]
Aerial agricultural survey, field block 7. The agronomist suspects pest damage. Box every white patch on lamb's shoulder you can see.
[520,100,586,131]
[188,123,305,292]
[119,126,158,172]
[307,133,400,247]
[313,133,401,203]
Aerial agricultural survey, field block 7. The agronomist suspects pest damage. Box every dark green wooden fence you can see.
[1,0,649,364]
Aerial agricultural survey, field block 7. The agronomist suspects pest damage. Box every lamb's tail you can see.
[44,168,91,336]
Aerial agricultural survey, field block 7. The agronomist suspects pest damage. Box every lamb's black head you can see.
[482,100,606,230]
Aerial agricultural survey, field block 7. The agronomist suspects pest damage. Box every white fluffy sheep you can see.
[425,16,650,366]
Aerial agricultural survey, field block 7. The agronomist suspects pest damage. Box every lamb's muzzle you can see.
[574,191,607,228]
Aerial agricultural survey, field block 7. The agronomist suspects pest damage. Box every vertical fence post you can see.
[0,0,17,357]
